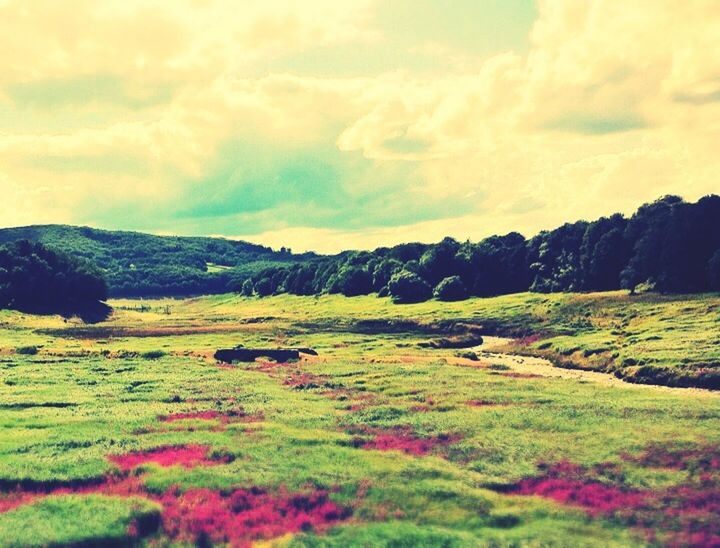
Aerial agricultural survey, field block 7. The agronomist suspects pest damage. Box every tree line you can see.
[1,194,718,308]
[239,195,720,303]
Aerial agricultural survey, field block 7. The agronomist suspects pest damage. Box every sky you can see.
[1,0,719,253]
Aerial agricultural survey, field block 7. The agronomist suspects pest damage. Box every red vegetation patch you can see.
[109,445,233,471]
[159,408,264,425]
[517,334,543,346]
[624,443,720,472]
[159,486,350,546]
[0,475,146,514]
[513,471,647,516]
[466,399,508,408]
[0,491,42,513]
[323,388,378,412]
[501,372,543,379]
[160,410,222,422]
[254,360,293,372]
[510,459,720,546]
[408,404,432,413]
[283,372,331,390]
[349,426,460,457]
[0,477,352,546]
[409,396,437,413]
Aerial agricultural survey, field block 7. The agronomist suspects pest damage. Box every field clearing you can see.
[0,292,719,545]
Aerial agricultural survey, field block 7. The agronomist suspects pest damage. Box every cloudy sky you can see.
[1,1,719,253]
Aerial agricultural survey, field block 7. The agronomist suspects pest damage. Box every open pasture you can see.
[0,292,719,546]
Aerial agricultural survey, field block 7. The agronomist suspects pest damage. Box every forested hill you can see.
[2,194,719,301]
[0,225,317,297]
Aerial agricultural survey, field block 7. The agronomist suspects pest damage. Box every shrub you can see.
[15,345,38,355]
[141,350,166,360]
[388,271,432,304]
[433,276,468,301]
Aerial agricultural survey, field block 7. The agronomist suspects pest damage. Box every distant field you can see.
[0,292,719,545]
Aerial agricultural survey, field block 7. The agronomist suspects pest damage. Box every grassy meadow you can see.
[0,291,719,546]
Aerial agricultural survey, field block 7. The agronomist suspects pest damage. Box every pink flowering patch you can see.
[409,404,432,413]
[324,388,378,412]
[501,372,543,379]
[0,475,146,514]
[466,399,508,408]
[0,490,43,513]
[350,426,460,457]
[514,477,648,516]
[510,459,720,546]
[517,334,543,346]
[159,486,351,546]
[364,433,437,456]
[283,372,330,390]
[409,397,437,413]
[511,460,648,516]
[159,408,264,425]
[625,443,720,472]
[109,445,232,471]
[160,411,222,422]
[0,477,352,546]
[253,360,292,373]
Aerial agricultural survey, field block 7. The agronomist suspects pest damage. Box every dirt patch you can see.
[108,445,233,471]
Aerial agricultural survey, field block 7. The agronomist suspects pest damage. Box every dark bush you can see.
[433,276,468,301]
[337,267,373,297]
[388,271,432,304]
[16,345,39,355]
[141,350,167,360]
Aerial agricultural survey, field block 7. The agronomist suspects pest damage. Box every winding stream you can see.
[470,336,719,396]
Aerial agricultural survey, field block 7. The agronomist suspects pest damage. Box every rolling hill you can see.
[0,225,318,297]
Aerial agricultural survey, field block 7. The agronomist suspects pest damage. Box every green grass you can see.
[0,291,718,545]
[0,495,161,547]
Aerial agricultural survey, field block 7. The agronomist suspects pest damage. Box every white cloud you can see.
[0,0,719,251]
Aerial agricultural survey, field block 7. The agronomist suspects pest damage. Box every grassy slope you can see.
[0,224,315,295]
[0,291,718,545]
